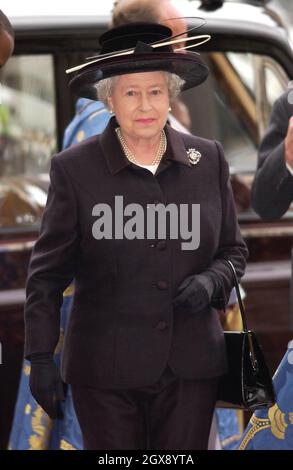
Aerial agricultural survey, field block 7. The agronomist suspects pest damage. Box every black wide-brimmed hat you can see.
[67,21,210,100]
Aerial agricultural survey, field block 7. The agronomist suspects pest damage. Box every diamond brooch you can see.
[187,148,202,166]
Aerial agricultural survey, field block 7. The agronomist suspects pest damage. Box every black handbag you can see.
[217,259,276,410]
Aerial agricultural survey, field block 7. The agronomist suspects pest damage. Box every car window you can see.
[0,54,56,231]
[181,51,289,219]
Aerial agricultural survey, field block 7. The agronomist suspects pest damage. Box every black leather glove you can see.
[172,271,221,314]
[29,352,65,419]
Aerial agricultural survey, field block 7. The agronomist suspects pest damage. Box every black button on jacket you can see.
[24,116,248,389]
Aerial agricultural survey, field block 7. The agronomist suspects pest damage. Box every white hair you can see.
[94,71,185,109]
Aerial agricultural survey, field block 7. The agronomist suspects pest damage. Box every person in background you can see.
[251,89,293,220]
[0,10,14,68]
[239,89,293,451]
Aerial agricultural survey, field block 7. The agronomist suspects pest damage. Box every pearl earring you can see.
[168,106,172,112]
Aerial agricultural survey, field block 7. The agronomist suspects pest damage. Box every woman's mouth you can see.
[136,118,155,124]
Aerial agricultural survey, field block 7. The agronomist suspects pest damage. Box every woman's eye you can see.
[151,89,161,95]
[126,90,136,96]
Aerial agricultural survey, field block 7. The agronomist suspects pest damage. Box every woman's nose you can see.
[139,94,152,111]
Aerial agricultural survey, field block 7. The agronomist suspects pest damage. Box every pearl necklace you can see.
[115,127,167,166]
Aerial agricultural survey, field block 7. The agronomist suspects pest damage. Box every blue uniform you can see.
[239,340,293,450]
[62,99,110,148]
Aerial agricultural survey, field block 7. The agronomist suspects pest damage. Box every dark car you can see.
[0,0,293,448]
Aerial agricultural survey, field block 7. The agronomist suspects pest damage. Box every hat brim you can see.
[69,52,209,100]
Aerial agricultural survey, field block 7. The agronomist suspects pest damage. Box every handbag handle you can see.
[222,258,248,332]
[222,259,259,373]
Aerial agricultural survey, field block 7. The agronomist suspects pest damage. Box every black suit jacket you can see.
[24,116,248,389]
[252,91,293,219]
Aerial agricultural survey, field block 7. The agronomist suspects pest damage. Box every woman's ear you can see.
[107,97,113,113]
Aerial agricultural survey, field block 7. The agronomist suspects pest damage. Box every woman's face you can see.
[107,71,170,141]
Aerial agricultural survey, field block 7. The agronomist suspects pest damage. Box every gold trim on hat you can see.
[65,34,211,75]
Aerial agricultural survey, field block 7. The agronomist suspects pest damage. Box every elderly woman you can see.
[24,22,248,450]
